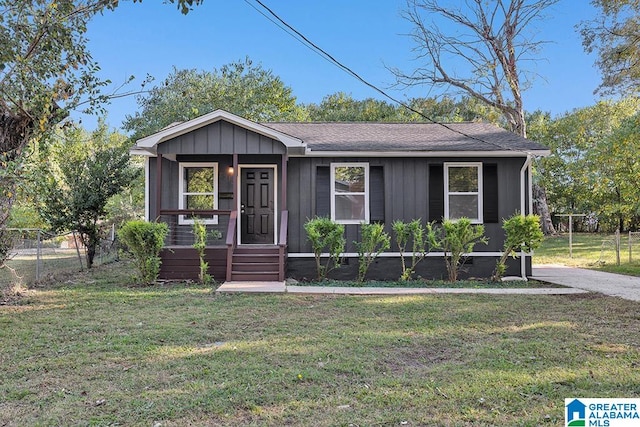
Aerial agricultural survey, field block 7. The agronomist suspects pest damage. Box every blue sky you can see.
[78,0,603,131]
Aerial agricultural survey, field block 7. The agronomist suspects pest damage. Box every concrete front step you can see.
[217,281,286,293]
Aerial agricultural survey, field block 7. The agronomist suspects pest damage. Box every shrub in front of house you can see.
[192,218,222,285]
[393,219,440,281]
[492,214,544,282]
[118,220,168,284]
[441,218,488,282]
[356,222,391,282]
[304,217,345,280]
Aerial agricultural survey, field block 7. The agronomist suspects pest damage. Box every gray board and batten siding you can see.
[148,120,286,236]
[156,120,287,156]
[285,155,526,254]
[136,110,548,280]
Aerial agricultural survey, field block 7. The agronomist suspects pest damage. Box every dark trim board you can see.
[287,256,528,282]
[158,249,529,282]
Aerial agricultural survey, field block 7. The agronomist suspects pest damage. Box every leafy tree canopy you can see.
[123,58,307,140]
[534,97,640,231]
[304,92,502,124]
[34,122,140,267]
[304,92,401,122]
[581,0,640,95]
[0,0,201,265]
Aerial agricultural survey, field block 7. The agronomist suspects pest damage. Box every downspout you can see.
[144,156,150,222]
[520,154,533,216]
[519,154,534,279]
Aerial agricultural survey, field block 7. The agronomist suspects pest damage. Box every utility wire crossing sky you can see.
[79,0,604,131]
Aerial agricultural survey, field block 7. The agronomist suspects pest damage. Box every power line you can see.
[247,0,522,152]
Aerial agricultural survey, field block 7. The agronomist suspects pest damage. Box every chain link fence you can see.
[0,228,119,287]
[597,230,640,266]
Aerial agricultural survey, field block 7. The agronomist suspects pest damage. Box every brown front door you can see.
[240,167,275,244]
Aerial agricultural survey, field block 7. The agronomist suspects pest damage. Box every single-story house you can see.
[131,109,549,282]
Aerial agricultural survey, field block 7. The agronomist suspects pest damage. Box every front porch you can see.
[130,110,306,283]
[158,210,289,282]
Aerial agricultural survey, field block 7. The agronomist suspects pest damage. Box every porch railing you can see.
[278,210,288,281]
[158,209,233,246]
[225,210,238,281]
[158,209,287,282]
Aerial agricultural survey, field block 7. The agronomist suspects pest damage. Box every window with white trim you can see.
[178,162,218,225]
[444,162,483,223]
[331,163,369,224]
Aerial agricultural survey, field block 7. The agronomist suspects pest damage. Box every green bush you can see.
[192,218,222,285]
[393,219,440,281]
[304,217,345,280]
[356,222,391,282]
[492,214,544,281]
[118,220,168,284]
[441,218,488,282]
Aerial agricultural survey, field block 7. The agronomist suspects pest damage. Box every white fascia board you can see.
[135,109,304,149]
[291,149,551,158]
[130,147,156,157]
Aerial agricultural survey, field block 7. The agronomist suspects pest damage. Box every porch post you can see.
[281,154,288,211]
[155,153,163,221]
[232,153,238,204]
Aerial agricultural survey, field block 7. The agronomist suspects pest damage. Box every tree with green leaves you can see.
[1,1,108,265]
[124,59,307,140]
[303,93,503,124]
[581,0,640,96]
[0,0,201,266]
[404,96,504,124]
[35,123,140,268]
[592,109,640,230]
[534,98,640,231]
[305,92,401,122]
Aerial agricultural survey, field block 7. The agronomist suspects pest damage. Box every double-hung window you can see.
[330,163,369,224]
[444,162,483,223]
[178,162,218,225]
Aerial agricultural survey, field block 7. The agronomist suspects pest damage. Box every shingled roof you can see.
[263,122,549,154]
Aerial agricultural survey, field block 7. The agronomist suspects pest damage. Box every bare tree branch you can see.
[393,0,558,234]
[394,0,558,137]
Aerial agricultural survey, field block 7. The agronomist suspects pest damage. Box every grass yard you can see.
[2,261,639,426]
[534,233,640,276]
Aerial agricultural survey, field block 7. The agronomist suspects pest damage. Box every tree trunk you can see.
[0,110,34,264]
[533,183,555,235]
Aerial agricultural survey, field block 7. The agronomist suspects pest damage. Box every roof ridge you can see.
[263,121,484,125]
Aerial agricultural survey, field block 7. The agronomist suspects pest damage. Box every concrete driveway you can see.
[532,264,640,302]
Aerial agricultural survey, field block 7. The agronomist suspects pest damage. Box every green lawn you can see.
[2,261,639,426]
[534,233,640,276]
